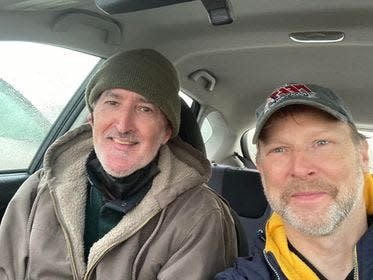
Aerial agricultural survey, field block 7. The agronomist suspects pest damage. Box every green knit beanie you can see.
[85,49,181,137]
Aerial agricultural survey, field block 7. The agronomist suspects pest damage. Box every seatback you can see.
[208,164,271,252]
[178,99,250,255]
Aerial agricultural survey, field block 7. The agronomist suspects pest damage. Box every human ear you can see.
[255,145,263,171]
[162,125,173,145]
[87,113,93,126]
[359,139,370,173]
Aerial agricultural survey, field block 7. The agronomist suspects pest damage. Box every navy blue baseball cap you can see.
[253,83,355,144]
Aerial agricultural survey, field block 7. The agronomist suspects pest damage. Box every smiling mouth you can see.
[290,191,328,202]
[112,138,139,145]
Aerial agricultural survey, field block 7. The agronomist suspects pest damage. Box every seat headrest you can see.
[178,98,206,156]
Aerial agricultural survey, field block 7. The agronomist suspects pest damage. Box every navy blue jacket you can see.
[215,223,373,280]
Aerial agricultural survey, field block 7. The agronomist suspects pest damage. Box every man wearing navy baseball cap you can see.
[216,83,373,280]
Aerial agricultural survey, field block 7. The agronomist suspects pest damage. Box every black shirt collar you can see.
[288,241,354,280]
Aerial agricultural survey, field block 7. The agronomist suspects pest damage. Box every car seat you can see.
[177,99,271,255]
[178,98,254,256]
[208,164,271,254]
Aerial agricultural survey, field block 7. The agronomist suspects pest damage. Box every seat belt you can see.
[234,152,256,169]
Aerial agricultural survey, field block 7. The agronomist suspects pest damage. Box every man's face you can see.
[89,88,172,177]
[256,108,369,236]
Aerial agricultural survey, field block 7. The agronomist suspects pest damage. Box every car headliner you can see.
[1,0,373,162]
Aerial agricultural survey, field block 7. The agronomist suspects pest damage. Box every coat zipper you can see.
[260,231,281,279]
[84,243,119,279]
[353,246,359,280]
[84,213,160,279]
[263,250,281,280]
[50,190,80,280]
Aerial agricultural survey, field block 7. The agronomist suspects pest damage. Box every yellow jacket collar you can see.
[264,174,373,280]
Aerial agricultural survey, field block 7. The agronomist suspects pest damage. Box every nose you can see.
[290,150,316,179]
[115,106,135,133]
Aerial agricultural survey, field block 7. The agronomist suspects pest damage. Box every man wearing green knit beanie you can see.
[85,49,181,138]
[0,49,237,279]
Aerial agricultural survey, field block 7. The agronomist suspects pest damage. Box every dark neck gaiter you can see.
[84,151,160,261]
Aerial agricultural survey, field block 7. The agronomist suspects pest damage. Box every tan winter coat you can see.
[0,124,237,280]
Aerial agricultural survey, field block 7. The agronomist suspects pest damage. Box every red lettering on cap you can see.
[269,84,311,101]
[292,84,311,92]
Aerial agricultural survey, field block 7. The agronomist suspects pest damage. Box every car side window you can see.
[0,41,99,171]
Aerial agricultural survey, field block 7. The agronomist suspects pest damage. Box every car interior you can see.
[1,0,373,258]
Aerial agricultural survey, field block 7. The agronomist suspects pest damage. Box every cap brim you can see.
[252,98,349,144]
